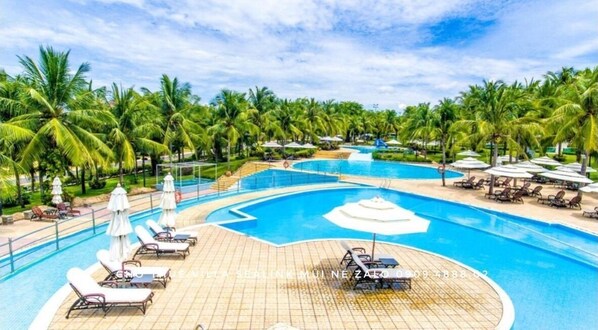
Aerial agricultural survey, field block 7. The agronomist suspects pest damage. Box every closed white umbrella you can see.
[484,165,533,178]
[457,150,480,157]
[158,173,177,228]
[386,139,400,145]
[262,141,283,148]
[51,176,63,205]
[539,168,594,184]
[580,182,598,193]
[513,161,546,173]
[531,156,562,166]
[106,183,132,261]
[559,162,597,173]
[323,196,429,259]
[284,142,303,148]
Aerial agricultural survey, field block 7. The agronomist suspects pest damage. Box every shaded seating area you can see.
[551,195,582,209]
[582,207,598,219]
[133,226,190,260]
[96,249,171,288]
[31,206,59,221]
[523,185,543,198]
[146,220,197,246]
[495,177,512,187]
[65,267,154,319]
[485,187,511,200]
[339,241,392,267]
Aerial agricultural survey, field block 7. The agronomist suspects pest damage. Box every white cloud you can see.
[0,0,596,109]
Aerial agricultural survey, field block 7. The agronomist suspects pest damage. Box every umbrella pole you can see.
[371,233,376,261]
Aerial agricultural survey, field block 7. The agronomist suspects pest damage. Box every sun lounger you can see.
[65,267,154,318]
[350,253,413,290]
[464,178,485,190]
[453,176,475,188]
[496,177,512,187]
[582,207,598,219]
[551,195,582,209]
[524,185,542,198]
[339,241,393,267]
[31,206,59,221]
[96,249,171,288]
[146,220,197,245]
[497,189,525,204]
[485,187,511,200]
[56,202,81,217]
[538,190,565,205]
[132,226,190,259]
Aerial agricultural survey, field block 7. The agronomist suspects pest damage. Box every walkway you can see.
[49,228,503,329]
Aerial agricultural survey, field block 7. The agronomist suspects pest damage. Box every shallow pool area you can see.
[209,187,598,329]
[293,159,462,179]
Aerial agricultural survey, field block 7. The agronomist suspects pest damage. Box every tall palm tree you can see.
[247,86,276,143]
[210,89,253,169]
[271,99,303,142]
[106,83,167,184]
[455,81,523,193]
[550,67,598,175]
[431,98,458,186]
[401,103,434,158]
[155,74,203,163]
[8,46,113,197]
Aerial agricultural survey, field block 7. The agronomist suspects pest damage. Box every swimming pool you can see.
[208,187,598,329]
[293,159,462,179]
[239,169,338,190]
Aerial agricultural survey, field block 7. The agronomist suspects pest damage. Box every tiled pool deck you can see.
[49,228,503,329]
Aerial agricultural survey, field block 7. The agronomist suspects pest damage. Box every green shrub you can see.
[89,178,107,189]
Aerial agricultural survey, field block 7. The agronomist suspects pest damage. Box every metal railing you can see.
[0,165,342,278]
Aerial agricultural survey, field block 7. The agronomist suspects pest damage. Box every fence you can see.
[0,166,341,278]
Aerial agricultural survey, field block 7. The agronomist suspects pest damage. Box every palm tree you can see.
[431,98,458,186]
[8,46,114,197]
[106,83,167,184]
[550,67,598,176]
[270,99,303,142]
[247,86,276,143]
[401,103,434,158]
[455,81,523,193]
[210,89,252,169]
[154,74,204,163]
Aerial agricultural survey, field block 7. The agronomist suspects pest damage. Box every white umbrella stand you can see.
[51,176,63,205]
[158,173,178,229]
[323,197,429,258]
[106,183,132,262]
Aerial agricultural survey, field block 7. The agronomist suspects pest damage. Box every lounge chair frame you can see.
[100,259,171,288]
[31,206,59,221]
[582,207,598,219]
[66,281,154,319]
[133,227,190,260]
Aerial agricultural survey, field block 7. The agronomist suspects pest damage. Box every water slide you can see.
[374,138,388,148]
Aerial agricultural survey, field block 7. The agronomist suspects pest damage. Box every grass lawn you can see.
[1,158,256,215]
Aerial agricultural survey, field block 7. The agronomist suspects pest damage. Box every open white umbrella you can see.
[457,150,480,157]
[302,143,317,149]
[158,173,177,228]
[51,176,63,205]
[531,156,562,166]
[386,139,400,145]
[330,136,343,142]
[323,196,429,259]
[319,136,333,142]
[559,162,597,173]
[580,182,598,193]
[484,165,533,178]
[450,157,490,177]
[284,142,303,148]
[262,141,283,148]
[513,161,546,173]
[106,183,132,261]
[539,168,593,184]
[496,155,511,164]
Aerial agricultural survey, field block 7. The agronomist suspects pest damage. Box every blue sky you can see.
[1,0,597,110]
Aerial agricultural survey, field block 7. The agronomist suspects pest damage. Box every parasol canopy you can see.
[51,176,63,205]
[158,173,177,228]
[106,183,132,261]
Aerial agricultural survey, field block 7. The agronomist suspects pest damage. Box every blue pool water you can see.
[240,169,338,189]
[173,178,213,187]
[294,159,462,179]
[210,188,598,329]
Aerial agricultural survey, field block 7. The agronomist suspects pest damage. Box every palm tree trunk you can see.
[13,164,24,208]
[81,167,86,194]
[30,168,36,192]
[489,139,498,194]
[441,136,446,187]
[118,160,123,185]
[38,166,45,201]
[227,139,231,170]
[557,142,562,156]
[142,154,146,187]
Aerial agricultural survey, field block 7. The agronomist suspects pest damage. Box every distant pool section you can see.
[293,160,462,179]
[239,169,338,190]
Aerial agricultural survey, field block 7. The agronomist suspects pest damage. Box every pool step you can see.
[211,162,273,191]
